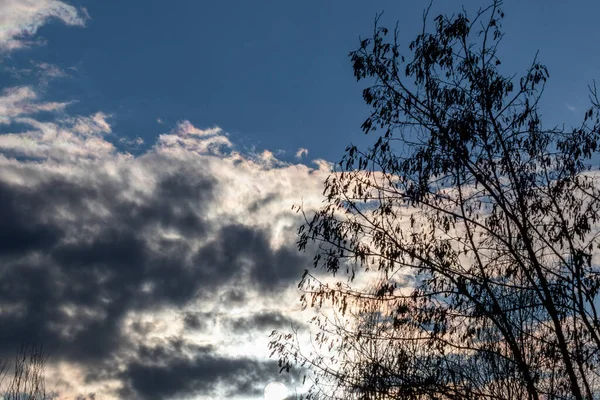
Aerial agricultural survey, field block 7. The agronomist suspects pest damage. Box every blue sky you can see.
[2,0,599,163]
[0,1,599,399]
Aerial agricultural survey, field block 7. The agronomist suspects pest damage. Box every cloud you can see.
[227,310,299,334]
[0,87,325,399]
[118,339,290,400]
[0,87,113,160]
[118,136,144,150]
[0,4,318,397]
[3,62,72,87]
[182,311,215,331]
[295,147,308,159]
[33,61,68,79]
[157,121,232,155]
[0,0,87,53]
[0,86,68,121]
[0,112,114,160]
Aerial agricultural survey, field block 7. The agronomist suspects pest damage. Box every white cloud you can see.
[295,147,308,159]
[156,120,233,156]
[174,120,221,136]
[69,111,112,135]
[34,61,68,78]
[0,0,87,52]
[119,136,144,148]
[0,86,69,122]
[0,89,114,160]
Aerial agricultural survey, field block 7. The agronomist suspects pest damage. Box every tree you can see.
[2,345,52,400]
[271,2,600,399]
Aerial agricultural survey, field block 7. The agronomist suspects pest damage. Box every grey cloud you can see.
[0,81,328,397]
[119,338,302,400]
[228,311,300,334]
[196,223,306,293]
[219,288,247,304]
[0,150,310,398]
[0,181,63,255]
[182,311,215,331]
[122,352,269,399]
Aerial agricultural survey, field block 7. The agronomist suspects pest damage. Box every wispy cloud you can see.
[0,0,87,53]
[0,92,114,161]
[295,147,308,159]
[0,86,69,120]
[34,62,68,78]
[157,121,232,156]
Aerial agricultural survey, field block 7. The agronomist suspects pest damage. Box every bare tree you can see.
[271,2,600,399]
[1,345,53,400]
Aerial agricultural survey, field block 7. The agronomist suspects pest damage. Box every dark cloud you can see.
[219,288,247,304]
[247,192,281,213]
[116,337,302,400]
[0,181,63,255]
[195,224,306,292]
[228,311,299,334]
[121,350,274,399]
[75,395,96,400]
[0,155,310,398]
[182,311,214,331]
[0,167,217,361]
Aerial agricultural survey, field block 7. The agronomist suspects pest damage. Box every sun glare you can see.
[264,381,288,400]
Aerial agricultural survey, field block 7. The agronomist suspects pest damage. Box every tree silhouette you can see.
[2,344,52,400]
[271,2,600,399]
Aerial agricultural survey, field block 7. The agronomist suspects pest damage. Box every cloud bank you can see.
[0,86,327,398]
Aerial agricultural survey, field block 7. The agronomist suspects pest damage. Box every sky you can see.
[0,1,599,399]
